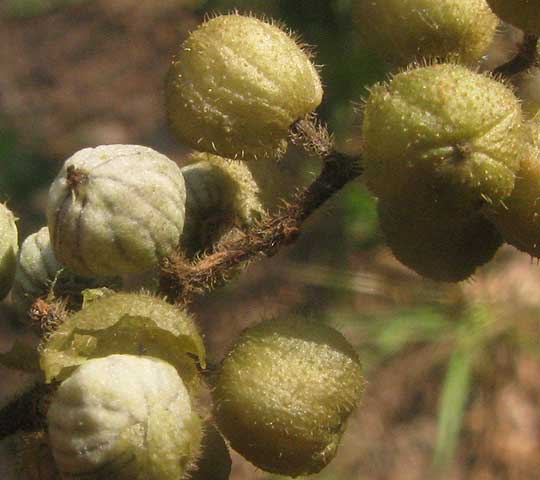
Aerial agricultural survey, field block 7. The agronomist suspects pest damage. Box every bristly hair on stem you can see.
[159,115,363,304]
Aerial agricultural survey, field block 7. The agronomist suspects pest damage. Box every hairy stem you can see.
[160,118,362,304]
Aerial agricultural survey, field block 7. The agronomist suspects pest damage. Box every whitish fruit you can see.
[363,63,524,212]
[487,0,540,35]
[11,227,114,313]
[47,354,202,480]
[166,13,323,160]
[47,145,186,277]
[181,152,263,256]
[214,316,363,477]
[0,203,18,300]
[355,0,498,66]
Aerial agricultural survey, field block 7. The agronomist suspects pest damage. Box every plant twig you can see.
[493,33,539,78]
[160,118,362,303]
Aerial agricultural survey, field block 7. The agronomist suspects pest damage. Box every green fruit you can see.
[355,0,498,66]
[165,13,323,160]
[40,291,205,387]
[181,152,263,256]
[47,354,202,480]
[363,63,524,212]
[488,121,540,257]
[214,316,363,477]
[378,192,502,281]
[487,0,540,35]
[190,425,231,480]
[47,145,186,277]
[0,203,18,300]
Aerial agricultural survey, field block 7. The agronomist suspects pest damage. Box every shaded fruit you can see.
[487,0,540,35]
[355,0,498,66]
[214,316,363,477]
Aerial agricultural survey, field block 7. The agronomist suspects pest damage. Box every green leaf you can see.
[433,347,474,469]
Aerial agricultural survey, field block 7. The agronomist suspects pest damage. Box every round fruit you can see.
[355,0,498,66]
[181,152,263,256]
[362,63,525,212]
[0,203,18,300]
[487,121,540,257]
[214,316,364,476]
[47,354,202,480]
[47,145,186,277]
[378,192,502,282]
[487,0,540,35]
[165,13,323,160]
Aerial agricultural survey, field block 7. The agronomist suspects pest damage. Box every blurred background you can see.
[1,1,540,479]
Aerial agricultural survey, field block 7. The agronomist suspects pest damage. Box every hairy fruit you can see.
[47,354,202,480]
[0,203,18,300]
[165,13,323,160]
[47,145,186,277]
[214,316,363,477]
[355,0,498,66]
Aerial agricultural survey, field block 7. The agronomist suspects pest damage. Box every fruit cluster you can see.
[1,13,361,480]
[2,1,540,478]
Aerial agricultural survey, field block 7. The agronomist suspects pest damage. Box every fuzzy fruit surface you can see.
[190,425,231,480]
[487,121,540,257]
[487,0,540,35]
[166,13,323,160]
[214,316,363,477]
[363,64,524,212]
[47,354,202,480]
[40,291,205,386]
[355,0,498,66]
[47,145,186,277]
[378,191,502,282]
[181,152,263,256]
[0,203,18,300]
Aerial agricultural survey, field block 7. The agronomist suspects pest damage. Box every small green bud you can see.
[378,193,502,282]
[0,203,18,300]
[487,0,540,35]
[355,0,498,66]
[214,316,363,477]
[165,13,323,160]
[487,121,540,257]
[47,354,202,480]
[181,152,264,256]
[363,63,524,211]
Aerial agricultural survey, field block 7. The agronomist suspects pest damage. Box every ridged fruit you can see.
[487,0,540,35]
[487,120,540,257]
[165,13,323,160]
[214,316,363,477]
[355,0,498,66]
[47,145,186,277]
[181,152,263,256]
[47,354,202,480]
[363,63,525,213]
[0,203,18,300]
